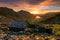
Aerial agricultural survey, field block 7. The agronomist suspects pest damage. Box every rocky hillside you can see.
[0,7,36,24]
[39,12,60,24]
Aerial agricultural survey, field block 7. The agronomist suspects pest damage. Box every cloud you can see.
[52,0,60,2]
[0,0,60,12]
[0,0,21,2]
[25,0,45,4]
[0,0,60,5]
[0,0,46,5]
[50,0,60,5]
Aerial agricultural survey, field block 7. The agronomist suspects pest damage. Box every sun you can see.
[28,8,40,14]
[30,10,40,14]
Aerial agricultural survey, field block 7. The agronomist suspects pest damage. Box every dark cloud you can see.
[0,0,16,2]
[0,0,60,6]
[0,0,45,4]
[0,0,20,2]
[52,0,60,3]
[25,0,45,4]
[52,0,60,2]
[51,0,60,5]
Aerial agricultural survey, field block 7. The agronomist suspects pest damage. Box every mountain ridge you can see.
[39,13,60,24]
[0,7,60,25]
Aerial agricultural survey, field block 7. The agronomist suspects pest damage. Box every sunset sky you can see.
[0,0,60,14]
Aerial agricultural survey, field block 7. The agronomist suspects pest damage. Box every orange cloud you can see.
[0,0,60,14]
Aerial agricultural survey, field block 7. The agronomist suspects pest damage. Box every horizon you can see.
[0,7,60,15]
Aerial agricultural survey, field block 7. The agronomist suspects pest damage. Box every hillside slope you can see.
[37,12,60,24]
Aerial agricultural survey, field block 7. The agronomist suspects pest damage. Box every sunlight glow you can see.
[28,8,41,14]
[36,16,41,18]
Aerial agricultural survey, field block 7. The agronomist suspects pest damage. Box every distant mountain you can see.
[0,7,21,21]
[17,10,35,21]
[0,7,60,25]
[0,7,36,24]
[39,12,60,24]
